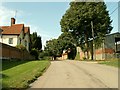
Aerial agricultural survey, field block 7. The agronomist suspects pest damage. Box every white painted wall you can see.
[1,35,18,46]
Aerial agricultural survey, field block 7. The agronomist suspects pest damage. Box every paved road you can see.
[30,60,118,88]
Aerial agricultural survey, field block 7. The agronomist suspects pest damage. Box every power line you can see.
[110,5,120,15]
[110,7,118,15]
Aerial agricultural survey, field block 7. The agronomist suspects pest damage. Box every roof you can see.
[24,27,30,34]
[0,28,3,32]
[1,24,24,35]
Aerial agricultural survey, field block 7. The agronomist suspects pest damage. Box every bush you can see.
[42,56,51,60]
[83,57,87,60]
[30,49,39,60]
[16,44,26,51]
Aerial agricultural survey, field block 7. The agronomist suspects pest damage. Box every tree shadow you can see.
[2,60,30,71]
[1,74,9,79]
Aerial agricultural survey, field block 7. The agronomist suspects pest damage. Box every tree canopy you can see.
[44,32,77,60]
[30,32,42,59]
[60,1,113,59]
[30,32,42,50]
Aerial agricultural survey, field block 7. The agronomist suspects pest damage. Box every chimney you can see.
[11,18,15,26]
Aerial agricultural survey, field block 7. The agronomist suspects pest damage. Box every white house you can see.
[0,18,30,51]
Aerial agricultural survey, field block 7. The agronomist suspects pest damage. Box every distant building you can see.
[0,18,30,51]
[76,32,120,60]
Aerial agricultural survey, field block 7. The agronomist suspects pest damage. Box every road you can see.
[29,60,118,88]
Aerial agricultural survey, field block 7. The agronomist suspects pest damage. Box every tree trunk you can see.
[91,41,94,60]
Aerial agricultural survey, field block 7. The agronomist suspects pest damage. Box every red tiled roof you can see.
[1,24,24,35]
[24,27,30,34]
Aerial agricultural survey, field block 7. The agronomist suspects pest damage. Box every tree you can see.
[44,39,61,60]
[58,32,77,59]
[60,1,113,60]
[30,48,39,60]
[30,32,42,50]
[30,32,42,60]
[44,32,77,60]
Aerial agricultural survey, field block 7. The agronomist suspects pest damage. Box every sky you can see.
[0,1,119,49]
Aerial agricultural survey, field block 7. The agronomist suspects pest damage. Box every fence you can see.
[0,42,35,60]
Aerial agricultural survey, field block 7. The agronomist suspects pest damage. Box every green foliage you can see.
[16,44,26,51]
[39,50,45,59]
[83,57,87,60]
[98,59,120,68]
[30,32,42,50]
[44,39,61,60]
[39,50,51,60]
[58,32,77,59]
[30,48,39,60]
[2,60,50,88]
[60,2,113,59]
[29,32,42,59]
[44,32,77,60]
[42,56,51,60]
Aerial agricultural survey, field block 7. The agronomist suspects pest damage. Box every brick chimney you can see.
[11,18,15,26]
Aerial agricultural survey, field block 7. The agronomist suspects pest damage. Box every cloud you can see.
[0,3,58,50]
[0,3,24,26]
[0,4,14,26]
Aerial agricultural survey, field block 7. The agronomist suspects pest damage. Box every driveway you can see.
[29,60,118,88]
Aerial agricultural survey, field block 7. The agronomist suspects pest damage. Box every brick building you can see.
[0,18,30,51]
[77,32,120,60]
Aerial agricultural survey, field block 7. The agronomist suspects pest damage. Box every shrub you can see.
[16,44,26,51]
[83,57,87,60]
[30,49,39,60]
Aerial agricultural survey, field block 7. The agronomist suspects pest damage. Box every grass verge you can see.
[1,60,50,89]
[98,59,120,68]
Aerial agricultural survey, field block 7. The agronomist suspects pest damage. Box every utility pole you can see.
[91,21,96,60]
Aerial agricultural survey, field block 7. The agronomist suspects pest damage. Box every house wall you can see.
[18,31,30,51]
[24,33,30,51]
[62,53,68,60]
[0,43,35,60]
[1,35,18,47]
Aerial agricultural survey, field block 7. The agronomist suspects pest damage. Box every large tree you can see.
[58,32,76,59]
[44,39,61,60]
[30,32,42,59]
[60,1,113,59]
[44,32,77,60]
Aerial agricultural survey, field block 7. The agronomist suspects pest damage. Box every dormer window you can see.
[9,38,13,44]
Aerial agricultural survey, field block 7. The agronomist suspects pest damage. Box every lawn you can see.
[1,60,50,89]
[98,59,120,68]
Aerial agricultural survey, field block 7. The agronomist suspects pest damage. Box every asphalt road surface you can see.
[30,60,118,88]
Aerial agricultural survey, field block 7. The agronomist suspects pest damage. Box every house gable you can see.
[1,18,30,51]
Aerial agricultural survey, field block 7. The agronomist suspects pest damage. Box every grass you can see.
[98,59,120,68]
[1,60,50,88]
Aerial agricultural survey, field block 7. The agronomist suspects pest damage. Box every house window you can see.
[9,38,13,44]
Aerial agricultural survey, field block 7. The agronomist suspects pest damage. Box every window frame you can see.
[9,38,13,44]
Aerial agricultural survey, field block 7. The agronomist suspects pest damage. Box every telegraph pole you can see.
[91,21,96,60]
